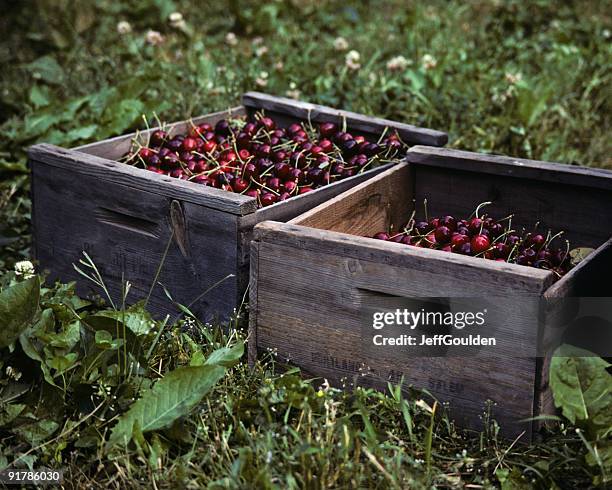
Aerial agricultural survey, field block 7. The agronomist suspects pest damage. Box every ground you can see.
[0,1,610,488]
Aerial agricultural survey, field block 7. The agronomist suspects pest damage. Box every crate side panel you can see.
[31,162,239,321]
[254,240,540,437]
[291,162,413,236]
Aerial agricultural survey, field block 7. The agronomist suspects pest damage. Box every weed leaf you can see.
[550,344,612,439]
[0,276,40,348]
[107,364,226,448]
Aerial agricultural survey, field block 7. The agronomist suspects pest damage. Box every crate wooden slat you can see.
[249,147,612,438]
[29,94,447,321]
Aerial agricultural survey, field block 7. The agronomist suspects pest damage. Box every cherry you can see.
[283,180,297,194]
[299,187,313,194]
[451,233,469,249]
[493,242,510,258]
[267,177,281,192]
[373,232,389,240]
[434,226,452,243]
[243,163,258,179]
[288,123,302,134]
[166,138,182,151]
[531,234,545,248]
[274,162,291,180]
[239,149,251,160]
[440,216,456,230]
[468,217,483,234]
[245,189,260,199]
[215,119,231,136]
[470,234,491,254]
[415,221,431,236]
[150,130,167,146]
[319,122,337,137]
[233,178,249,193]
[457,243,472,255]
[203,141,217,153]
[289,168,305,183]
[181,137,198,152]
[260,193,278,206]
[319,139,333,152]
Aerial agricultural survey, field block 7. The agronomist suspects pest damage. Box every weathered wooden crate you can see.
[249,146,612,438]
[28,93,447,321]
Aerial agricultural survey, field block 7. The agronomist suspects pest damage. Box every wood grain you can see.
[407,146,612,191]
[28,144,257,216]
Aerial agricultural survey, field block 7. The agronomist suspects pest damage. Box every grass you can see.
[0,0,611,488]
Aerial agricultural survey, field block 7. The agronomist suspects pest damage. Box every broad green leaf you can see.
[46,352,78,373]
[107,364,226,448]
[204,341,244,368]
[94,304,155,336]
[29,85,51,108]
[95,330,124,350]
[570,247,595,266]
[64,124,99,142]
[44,320,80,349]
[14,419,59,446]
[25,56,64,85]
[0,276,40,348]
[0,404,26,426]
[550,344,612,438]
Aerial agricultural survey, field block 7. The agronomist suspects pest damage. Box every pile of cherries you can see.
[124,113,407,207]
[372,203,573,279]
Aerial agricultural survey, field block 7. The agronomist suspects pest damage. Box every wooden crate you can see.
[249,146,612,438]
[28,93,447,322]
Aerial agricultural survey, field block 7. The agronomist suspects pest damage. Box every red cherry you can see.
[319,122,337,137]
[233,178,249,193]
[471,234,491,254]
[239,149,251,160]
[260,193,278,206]
[373,232,389,240]
[451,233,470,249]
[299,186,313,194]
[283,180,297,194]
[203,141,216,153]
[434,226,451,243]
[181,137,198,152]
[318,139,333,152]
[138,147,154,161]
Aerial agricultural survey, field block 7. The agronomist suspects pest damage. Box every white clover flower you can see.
[386,55,410,72]
[274,60,284,71]
[14,260,35,278]
[145,30,164,46]
[505,71,522,85]
[333,36,349,51]
[345,50,361,71]
[225,32,238,46]
[255,71,269,87]
[116,21,132,35]
[169,12,186,29]
[252,36,264,46]
[286,88,301,100]
[421,54,437,70]
[255,46,269,57]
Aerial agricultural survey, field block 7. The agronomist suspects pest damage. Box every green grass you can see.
[0,0,611,488]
